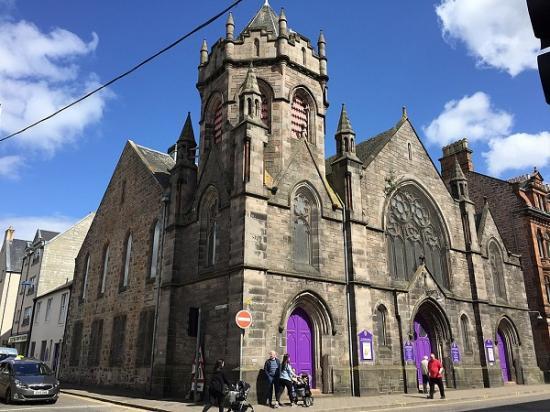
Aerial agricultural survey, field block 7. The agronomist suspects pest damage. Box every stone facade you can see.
[10,215,93,354]
[440,139,550,380]
[61,2,543,398]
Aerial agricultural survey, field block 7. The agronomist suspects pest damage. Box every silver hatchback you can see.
[0,358,59,404]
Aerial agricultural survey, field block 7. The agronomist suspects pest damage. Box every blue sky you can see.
[0,0,548,240]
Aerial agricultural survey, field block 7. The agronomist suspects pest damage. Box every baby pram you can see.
[224,380,255,412]
[291,373,313,407]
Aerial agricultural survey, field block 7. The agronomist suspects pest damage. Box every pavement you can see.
[60,383,550,412]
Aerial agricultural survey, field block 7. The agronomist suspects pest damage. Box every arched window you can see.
[206,199,219,267]
[121,234,132,289]
[489,241,506,299]
[545,275,550,304]
[460,314,472,352]
[99,245,109,295]
[544,232,550,258]
[258,79,273,131]
[376,305,388,346]
[213,100,223,144]
[536,229,545,258]
[291,89,313,142]
[81,255,90,301]
[292,187,319,268]
[150,221,162,279]
[386,186,449,287]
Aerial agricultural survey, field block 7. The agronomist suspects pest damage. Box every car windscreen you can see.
[13,363,53,376]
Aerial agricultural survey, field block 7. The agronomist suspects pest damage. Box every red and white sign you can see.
[235,310,252,329]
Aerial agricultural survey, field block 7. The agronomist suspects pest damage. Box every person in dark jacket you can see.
[264,351,281,408]
[203,359,231,412]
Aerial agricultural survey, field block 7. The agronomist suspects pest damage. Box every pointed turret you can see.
[278,8,288,38]
[200,39,208,65]
[176,113,197,166]
[318,30,327,76]
[226,12,235,41]
[449,156,469,200]
[239,64,262,121]
[335,104,356,156]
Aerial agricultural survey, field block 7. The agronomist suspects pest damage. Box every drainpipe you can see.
[149,191,170,394]
[393,290,408,393]
[341,205,357,396]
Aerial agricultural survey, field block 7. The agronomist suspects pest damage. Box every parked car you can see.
[0,358,59,404]
[0,347,17,362]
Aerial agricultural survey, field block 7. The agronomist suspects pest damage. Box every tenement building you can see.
[440,139,550,381]
[60,2,543,397]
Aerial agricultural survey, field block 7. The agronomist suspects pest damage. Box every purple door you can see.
[414,321,432,383]
[287,308,315,387]
[497,331,510,382]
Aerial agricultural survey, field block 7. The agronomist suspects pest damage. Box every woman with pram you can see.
[278,353,298,406]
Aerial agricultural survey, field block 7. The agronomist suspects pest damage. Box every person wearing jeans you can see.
[264,351,281,408]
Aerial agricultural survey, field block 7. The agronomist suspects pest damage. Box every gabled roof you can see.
[240,1,279,37]
[132,142,175,189]
[32,229,59,244]
[35,280,72,301]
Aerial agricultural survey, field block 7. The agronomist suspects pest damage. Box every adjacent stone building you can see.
[440,139,550,381]
[28,281,72,376]
[61,2,543,398]
[10,215,94,354]
[0,228,28,345]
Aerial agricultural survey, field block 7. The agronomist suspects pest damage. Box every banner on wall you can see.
[485,339,495,364]
[404,341,415,363]
[451,342,461,363]
[358,330,374,361]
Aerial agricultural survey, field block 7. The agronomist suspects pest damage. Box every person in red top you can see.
[427,353,445,399]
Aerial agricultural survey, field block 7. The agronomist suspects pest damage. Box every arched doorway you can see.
[496,318,520,383]
[286,308,315,387]
[412,299,453,389]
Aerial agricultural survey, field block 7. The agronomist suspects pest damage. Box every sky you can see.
[0,0,548,240]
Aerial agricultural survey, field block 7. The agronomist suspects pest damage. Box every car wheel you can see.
[304,397,312,407]
[48,399,58,404]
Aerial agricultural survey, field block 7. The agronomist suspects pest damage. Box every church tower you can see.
[196,0,330,183]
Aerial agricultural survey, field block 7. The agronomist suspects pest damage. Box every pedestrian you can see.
[203,359,230,412]
[420,355,429,394]
[427,353,445,400]
[279,353,297,406]
[264,350,281,408]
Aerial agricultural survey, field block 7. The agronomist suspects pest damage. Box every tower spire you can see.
[176,112,197,166]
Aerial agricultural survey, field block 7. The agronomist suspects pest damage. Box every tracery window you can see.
[460,314,472,352]
[386,187,449,287]
[291,90,311,141]
[488,241,507,299]
[376,305,388,346]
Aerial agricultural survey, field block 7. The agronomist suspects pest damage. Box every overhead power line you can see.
[0,0,245,144]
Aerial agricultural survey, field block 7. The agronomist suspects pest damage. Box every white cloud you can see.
[0,215,77,241]
[483,132,550,176]
[0,19,109,167]
[0,154,23,178]
[436,0,539,76]
[424,92,513,145]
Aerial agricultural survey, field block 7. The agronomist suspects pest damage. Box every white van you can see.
[0,347,18,362]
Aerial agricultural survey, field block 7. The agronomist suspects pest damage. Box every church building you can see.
[60,2,543,398]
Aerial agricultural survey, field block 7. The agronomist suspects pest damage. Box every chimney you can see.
[5,226,14,242]
[439,138,473,182]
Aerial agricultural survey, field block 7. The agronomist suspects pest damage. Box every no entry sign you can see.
[235,310,252,329]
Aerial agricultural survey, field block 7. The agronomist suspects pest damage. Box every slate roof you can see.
[37,230,59,242]
[6,239,28,272]
[134,144,176,188]
[240,2,279,37]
